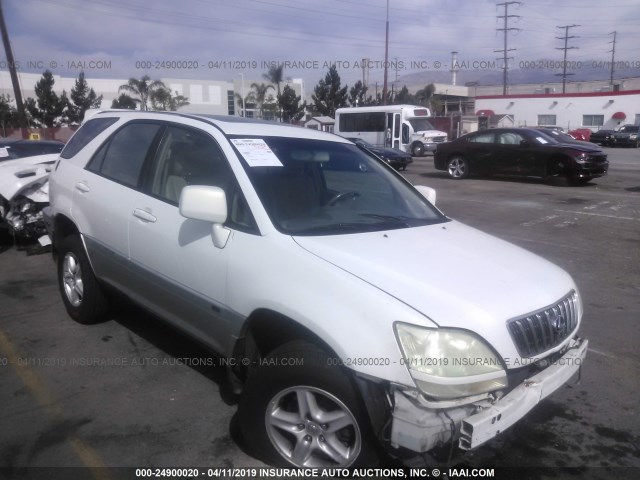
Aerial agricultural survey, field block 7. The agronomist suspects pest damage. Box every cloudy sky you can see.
[4,0,640,88]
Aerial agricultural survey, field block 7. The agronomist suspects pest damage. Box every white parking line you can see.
[554,209,636,221]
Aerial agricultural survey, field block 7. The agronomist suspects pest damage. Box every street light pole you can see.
[239,73,245,117]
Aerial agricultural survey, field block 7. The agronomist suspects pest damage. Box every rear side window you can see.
[87,122,162,188]
[61,117,119,159]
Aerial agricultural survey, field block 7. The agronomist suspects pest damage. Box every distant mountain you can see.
[394,59,640,89]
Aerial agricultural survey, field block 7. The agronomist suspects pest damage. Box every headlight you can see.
[629,134,637,139]
[395,323,507,399]
[574,152,589,163]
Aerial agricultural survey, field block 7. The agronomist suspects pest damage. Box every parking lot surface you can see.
[1,146,638,479]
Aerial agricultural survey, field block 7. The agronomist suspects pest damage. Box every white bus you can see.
[334,104,448,156]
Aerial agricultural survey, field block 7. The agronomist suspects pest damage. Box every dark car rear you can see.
[0,139,65,162]
[434,127,608,185]
[346,138,413,171]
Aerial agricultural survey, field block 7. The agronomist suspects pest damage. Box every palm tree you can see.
[118,76,166,111]
[263,66,284,120]
[250,83,275,119]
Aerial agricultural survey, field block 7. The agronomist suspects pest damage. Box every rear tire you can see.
[411,142,424,157]
[57,235,109,324]
[238,340,380,468]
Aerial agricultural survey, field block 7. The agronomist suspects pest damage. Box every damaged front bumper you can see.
[390,336,588,453]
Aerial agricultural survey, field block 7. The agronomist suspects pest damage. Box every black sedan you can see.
[345,138,413,171]
[589,129,616,146]
[434,128,608,185]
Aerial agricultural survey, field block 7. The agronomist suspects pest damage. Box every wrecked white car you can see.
[0,154,59,242]
[47,111,587,468]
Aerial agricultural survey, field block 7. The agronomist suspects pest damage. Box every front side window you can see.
[144,126,256,231]
[87,122,162,188]
[232,136,446,235]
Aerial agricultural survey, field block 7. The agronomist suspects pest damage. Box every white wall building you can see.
[474,89,640,131]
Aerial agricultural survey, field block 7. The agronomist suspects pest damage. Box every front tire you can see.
[447,155,469,179]
[57,235,109,324]
[238,341,380,468]
[411,142,424,157]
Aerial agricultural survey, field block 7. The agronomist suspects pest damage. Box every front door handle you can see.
[75,182,90,193]
[132,208,157,223]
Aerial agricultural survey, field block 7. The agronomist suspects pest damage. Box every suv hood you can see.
[294,221,575,350]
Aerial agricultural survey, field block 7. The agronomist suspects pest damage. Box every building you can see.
[303,115,335,132]
[474,89,640,131]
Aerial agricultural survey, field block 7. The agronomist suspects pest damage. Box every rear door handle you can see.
[75,182,90,193]
[132,208,157,223]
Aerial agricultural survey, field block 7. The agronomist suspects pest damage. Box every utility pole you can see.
[382,0,389,105]
[555,24,580,94]
[0,0,27,129]
[609,31,617,89]
[495,2,521,96]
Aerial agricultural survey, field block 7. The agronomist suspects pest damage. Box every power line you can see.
[555,24,580,93]
[495,1,521,96]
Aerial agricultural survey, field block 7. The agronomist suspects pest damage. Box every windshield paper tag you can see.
[231,139,283,167]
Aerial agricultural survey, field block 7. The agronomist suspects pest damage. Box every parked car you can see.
[46,111,588,468]
[0,139,64,162]
[610,124,640,147]
[434,127,608,185]
[345,137,413,170]
[589,129,615,146]
[568,128,592,142]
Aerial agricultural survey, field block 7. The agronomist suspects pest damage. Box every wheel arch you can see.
[52,213,80,258]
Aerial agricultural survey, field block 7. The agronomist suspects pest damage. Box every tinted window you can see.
[468,132,495,143]
[497,132,524,145]
[87,122,161,188]
[61,117,119,159]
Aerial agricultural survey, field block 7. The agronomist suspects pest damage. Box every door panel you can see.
[128,125,236,353]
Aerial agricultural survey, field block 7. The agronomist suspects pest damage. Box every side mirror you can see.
[414,185,437,205]
[179,185,230,248]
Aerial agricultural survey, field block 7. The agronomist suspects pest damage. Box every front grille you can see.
[507,291,579,357]
[433,136,447,143]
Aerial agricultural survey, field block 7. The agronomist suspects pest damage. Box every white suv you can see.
[45,111,588,468]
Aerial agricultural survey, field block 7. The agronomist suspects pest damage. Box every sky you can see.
[3,0,640,90]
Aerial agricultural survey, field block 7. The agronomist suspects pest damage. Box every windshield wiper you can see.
[359,213,413,226]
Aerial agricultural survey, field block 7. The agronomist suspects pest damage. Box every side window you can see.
[87,122,162,188]
[61,117,119,159]
[469,132,495,144]
[498,132,524,145]
[144,126,256,231]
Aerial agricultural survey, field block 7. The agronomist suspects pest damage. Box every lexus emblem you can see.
[550,311,567,335]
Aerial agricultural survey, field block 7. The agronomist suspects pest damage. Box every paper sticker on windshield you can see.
[0,147,9,158]
[231,139,283,167]
[536,136,549,144]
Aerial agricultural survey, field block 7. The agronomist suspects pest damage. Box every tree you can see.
[111,94,137,110]
[149,87,189,111]
[415,84,435,107]
[0,94,18,133]
[118,75,166,111]
[348,80,370,107]
[263,65,284,120]
[250,82,275,119]
[312,65,348,117]
[25,70,69,127]
[278,85,306,123]
[393,85,415,105]
[67,72,103,123]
